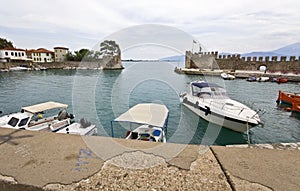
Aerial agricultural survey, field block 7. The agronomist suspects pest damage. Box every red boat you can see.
[292,100,300,113]
[272,78,288,84]
[276,90,300,105]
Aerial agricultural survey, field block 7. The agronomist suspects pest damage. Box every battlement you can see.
[218,54,300,62]
[185,51,300,72]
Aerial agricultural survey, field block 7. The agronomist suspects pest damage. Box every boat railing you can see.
[28,116,56,127]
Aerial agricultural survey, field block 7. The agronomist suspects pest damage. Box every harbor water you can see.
[0,61,299,145]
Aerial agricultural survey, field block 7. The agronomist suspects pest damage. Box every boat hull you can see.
[277,90,300,105]
[182,99,258,133]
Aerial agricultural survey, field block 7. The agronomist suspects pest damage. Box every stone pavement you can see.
[0,128,299,190]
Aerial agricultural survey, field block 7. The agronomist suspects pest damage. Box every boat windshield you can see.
[8,117,19,127]
[192,86,228,98]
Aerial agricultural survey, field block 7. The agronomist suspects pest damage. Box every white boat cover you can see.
[113,103,169,127]
[22,101,68,114]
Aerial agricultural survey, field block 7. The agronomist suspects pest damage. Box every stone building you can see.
[54,47,69,62]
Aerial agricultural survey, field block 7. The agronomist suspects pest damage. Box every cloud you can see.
[1,0,300,54]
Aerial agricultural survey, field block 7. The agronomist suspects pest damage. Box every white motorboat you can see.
[9,66,29,71]
[221,73,235,80]
[179,81,262,132]
[0,101,72,131]
[256,77,270,82]
[56,118,97,136]
[111,103,169,143]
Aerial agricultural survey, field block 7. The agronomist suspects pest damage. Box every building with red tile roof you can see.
[0,47,29,62]
[26,48,54,63]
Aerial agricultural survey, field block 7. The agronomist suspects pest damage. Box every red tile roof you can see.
[0,47,26,51]
[54,47,69,50]
[26,48,54,53]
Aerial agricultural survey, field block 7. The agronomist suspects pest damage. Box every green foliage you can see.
[65,40,120,61]
[0,37,14,49]
[99,40,120,56]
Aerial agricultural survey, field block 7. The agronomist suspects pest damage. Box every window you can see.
[15,52,17,56]
[8,117,19,127]
[46,53,49,56]
[22,52,24,56]
[19,117,29,127]
[11,52,13,56]
[18,52,21,57]
[5,52,8,56]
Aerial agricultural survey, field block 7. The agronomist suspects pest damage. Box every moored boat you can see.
[9,66,30,71]
[276,90,300,105]
[56,118,97,136]
[272,78,288,84]
[0,101,72,131]
[292,100,300,113]
[246,76,256,82]
[256,77,270,82]
[179,81,262,133]
[220,73,235,80]
[0,101,96,136]
[111,103,169,142]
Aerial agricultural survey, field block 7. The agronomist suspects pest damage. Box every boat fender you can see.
[205,106,210,116]
[285,107,292,112]
[126,130,131,137]
[195,101,199,108]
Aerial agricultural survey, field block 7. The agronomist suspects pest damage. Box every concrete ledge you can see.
[0,128,299,190]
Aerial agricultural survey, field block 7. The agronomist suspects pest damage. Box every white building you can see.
[0,47,28,62]
[54,47,69,62]
[27,48,54,63]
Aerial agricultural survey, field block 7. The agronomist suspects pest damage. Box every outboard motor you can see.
[80,118,91,128]
[57,110,68,120]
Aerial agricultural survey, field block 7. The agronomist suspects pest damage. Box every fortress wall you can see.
[186,51,300,73]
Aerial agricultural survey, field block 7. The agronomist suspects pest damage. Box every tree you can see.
[0,37,14,49]
[66,51,75,61]
[74,48,90,61]
[99,40,120,57]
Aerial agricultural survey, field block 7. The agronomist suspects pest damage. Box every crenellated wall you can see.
[185,51,300,73]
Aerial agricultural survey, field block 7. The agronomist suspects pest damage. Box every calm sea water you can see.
[1,61,299,145]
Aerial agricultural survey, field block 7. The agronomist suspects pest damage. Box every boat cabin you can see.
[190,82,228,98]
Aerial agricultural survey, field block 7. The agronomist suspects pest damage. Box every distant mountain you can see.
[159,55,185,62]
[220,42,300,58]
[241,52,282,58]
[272,42,300,56]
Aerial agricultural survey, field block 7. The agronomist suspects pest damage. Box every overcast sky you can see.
[1,0,300,59]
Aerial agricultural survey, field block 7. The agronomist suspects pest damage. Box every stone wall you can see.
[0,54,123,70]
[185,51,300,73]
